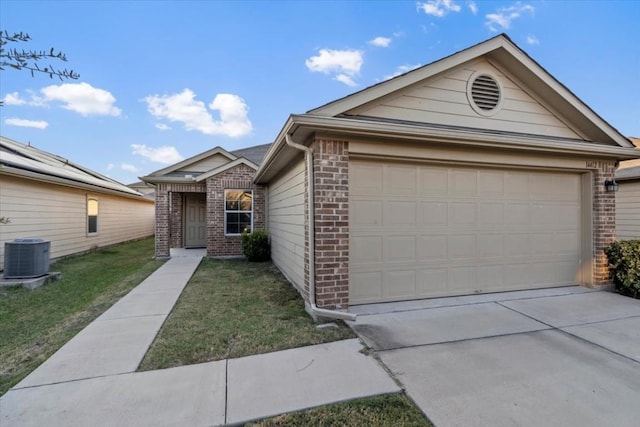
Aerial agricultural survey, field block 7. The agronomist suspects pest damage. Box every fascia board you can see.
[147,147,238,177]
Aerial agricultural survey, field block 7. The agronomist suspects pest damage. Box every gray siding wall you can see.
[0,175,155,269]
[267,159,306,293]
[616,180,640,240]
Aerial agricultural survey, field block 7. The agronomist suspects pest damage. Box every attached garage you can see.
[256,34,639,316]
[350,160,584,304]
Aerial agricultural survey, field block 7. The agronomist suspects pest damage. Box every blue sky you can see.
[1,1,638,184]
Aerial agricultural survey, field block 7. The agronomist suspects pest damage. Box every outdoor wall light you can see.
[604,179,619,192]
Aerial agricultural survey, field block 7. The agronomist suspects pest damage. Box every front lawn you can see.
[0,237,163,395]
[139,259,356,370]
[246,393,432,427]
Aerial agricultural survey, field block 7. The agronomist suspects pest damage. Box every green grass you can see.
[139,259,356,370]
[0,237,163,395]
[246,393,432,427]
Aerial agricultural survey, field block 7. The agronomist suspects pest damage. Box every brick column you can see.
[311,138,349,309]
[592,161,617,285]
[170,192,183,248]
[155,185,170,258]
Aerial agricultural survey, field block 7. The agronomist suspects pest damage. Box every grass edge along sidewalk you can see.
[0,237,163,395]
[139,258,356,370]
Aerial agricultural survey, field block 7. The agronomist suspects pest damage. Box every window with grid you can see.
[224,189,253,235]
[87,198,99,234]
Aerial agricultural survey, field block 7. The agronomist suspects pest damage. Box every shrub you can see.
[241,230,270,262]
[604,240,640,299]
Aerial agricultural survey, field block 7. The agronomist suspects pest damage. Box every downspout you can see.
[285,134,356,322]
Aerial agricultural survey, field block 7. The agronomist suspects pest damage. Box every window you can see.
[224,189,252,235]
[87,198,99,234]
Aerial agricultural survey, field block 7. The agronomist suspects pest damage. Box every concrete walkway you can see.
[0,252,399,427]
[350,286,640,427]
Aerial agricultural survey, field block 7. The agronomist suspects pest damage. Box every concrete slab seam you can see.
[497,302,640,366]
[224,358,229,426]
[10,369,138,391]
[352,288,603,318]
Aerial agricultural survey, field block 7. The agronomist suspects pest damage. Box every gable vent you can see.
[471,75,501,111]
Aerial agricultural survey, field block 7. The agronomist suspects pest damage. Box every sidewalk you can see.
[0,252,399,427]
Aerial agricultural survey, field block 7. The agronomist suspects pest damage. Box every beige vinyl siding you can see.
[347,58,580,140]
[177,154,230,173]
[267,158,306,293]
[616,180,640,240]
[0,175,155,269]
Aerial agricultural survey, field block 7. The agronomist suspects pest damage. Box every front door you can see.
[184,193,206,247]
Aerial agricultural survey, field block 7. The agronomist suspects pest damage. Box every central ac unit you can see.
[3,238,51,279]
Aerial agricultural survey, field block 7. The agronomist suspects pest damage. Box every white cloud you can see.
[2,92,27,105]
[305,48,364,86]
[144,90,252,137]
[383,64,423,80]
[4,118,49,129]
[526,34,540,45]
[106,163,137,173]
[485,2,535,32]
[120,163,138,172]
[40,82,122,116]
[468,1,478,15]
[369,36,392,47]
[131,144,184,164]
[155,123,171,131]
[417,0,461,17]
[335,74,358,87]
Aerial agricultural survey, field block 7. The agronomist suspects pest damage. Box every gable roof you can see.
[0,136,146,198]
[231,143,272,165]
[145,146,237,178]
[194,157,258,182]
[256,34,638,183]
[308,34,632,149]
[617,137,640,181]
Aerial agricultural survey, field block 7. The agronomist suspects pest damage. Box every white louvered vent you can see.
[471,75,501,111]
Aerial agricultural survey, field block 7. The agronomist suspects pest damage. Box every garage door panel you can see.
[451,203,477,225]
[350,161,582,304]
[450,170,478,195]
[479,171,505,196]
[417,235,448,260]
[421,201,448,225]
[420,167,448,195]
[385,201,417,227]
[351,236,382,264]
[384,270,416,299]
[385,165,417,194]
[351,271,383,302]
[478,235,504,257]
[351,200,382,228]
[386,236,416,263]
[448,235,477,258]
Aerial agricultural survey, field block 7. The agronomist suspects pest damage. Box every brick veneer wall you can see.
[154,183,206,258]
[155,185,170,258]
[170,192,183,248]
[310,138,350,309]
[592,160,617,285]
[205,164,265,257]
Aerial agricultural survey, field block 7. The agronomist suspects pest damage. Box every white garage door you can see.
[349,160,582,305]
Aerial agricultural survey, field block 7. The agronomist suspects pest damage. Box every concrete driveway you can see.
[349,287,640,427]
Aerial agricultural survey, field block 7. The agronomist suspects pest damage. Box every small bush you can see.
[604,240,640,299]
[242,230,271,262]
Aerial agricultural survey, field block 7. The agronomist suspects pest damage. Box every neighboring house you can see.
[615,137,640,240]
[255,34,638,310]
[148,34,638,314]
[140,143,271,258]
[128,181,156,198]
[0,136,155,271]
